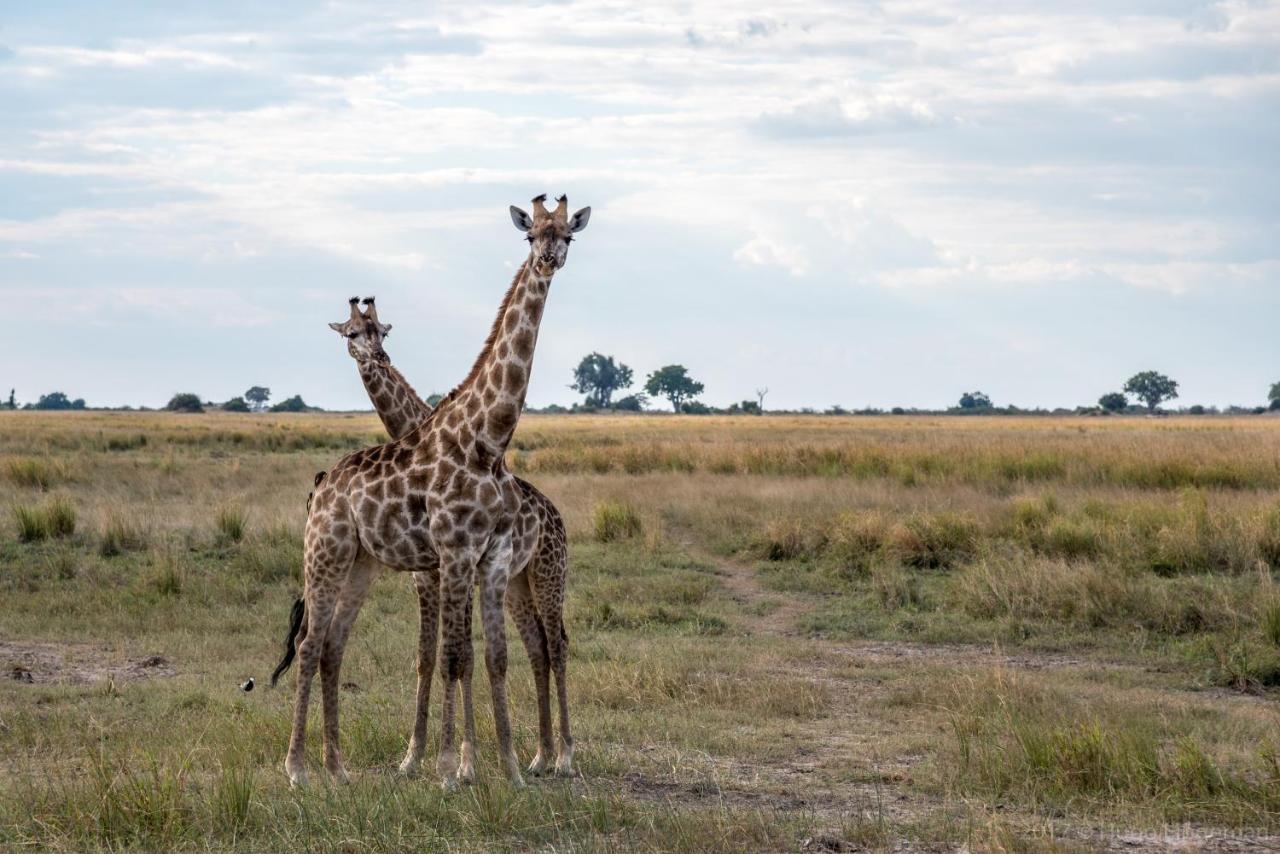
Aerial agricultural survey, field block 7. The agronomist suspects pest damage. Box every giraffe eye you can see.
[347,332,358,340]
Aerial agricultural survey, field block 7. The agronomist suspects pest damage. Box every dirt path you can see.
[645,547,1280,852]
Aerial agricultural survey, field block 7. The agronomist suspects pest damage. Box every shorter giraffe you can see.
[325,296,574,776]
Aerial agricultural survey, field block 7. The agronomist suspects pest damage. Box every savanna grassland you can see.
[2,411,1279,851]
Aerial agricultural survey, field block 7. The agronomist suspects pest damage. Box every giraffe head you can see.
[509,194,590,274]
[328,297,391,364]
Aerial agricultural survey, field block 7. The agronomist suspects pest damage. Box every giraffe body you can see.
[330,296,572,776]
[284,195,589,789]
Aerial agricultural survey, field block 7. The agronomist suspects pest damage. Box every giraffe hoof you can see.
[397,757,422,779]
[440,775,459,793]
[527,752,549,776]
[286,765,308,789]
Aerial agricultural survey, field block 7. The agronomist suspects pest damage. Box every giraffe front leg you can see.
[457,586,477,785]
[399,571,438,778]
[435,551,476,792]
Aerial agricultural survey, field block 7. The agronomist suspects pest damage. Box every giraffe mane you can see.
[420,258,530,423]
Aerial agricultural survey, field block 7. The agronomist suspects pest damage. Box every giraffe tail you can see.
[270,597,307,687]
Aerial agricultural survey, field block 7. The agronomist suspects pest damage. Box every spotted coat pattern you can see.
[331,297,572,777]
[284,195,589,790]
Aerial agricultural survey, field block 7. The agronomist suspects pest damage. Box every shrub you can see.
[269,395,309,413]
[216,506,249,544]
[165,393,204,413]
[222,397,251,413]
[13,498,76,542]
[592,501,642,543]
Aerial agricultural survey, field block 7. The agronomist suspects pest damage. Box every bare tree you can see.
[755,387,769,413]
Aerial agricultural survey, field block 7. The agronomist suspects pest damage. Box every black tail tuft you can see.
[270,597,307,687]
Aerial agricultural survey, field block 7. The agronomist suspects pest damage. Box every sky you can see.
[2,1,1277,411]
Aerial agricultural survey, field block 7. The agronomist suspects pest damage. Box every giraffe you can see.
[281,194,590,790]
[326,295,573,777]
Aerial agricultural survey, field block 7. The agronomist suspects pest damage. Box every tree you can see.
[1098,392,1128,413]
[270,395,309,412]
[1123,371,1178,414]
[644,365,704,412]
[613,393,648,412]
[958,391,992,410]
[755,387,769,413]
[426,393,444,407]
[6,389,14,410]
[570,353,633,409]
[223,396,251,412]
[244,386,271,412]
[33,392,75,411]
[1269,382,1280,405]
[166,393,204,413]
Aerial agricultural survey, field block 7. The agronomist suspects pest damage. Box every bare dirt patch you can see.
[0,641,175,685]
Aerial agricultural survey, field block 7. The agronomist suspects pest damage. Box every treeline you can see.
[7,387,315,414]
[8,370,1280,417]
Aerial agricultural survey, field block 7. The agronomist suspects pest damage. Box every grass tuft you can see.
[592,500,642,543]
[13,498,76,542]
[99,513,148,557]
[5,456,65,489]
[215,506,248,544]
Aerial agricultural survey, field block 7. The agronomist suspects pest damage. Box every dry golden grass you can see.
[2,411,1279,850]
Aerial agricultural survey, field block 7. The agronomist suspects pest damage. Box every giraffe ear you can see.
[509,206,533,232]
[328,322,345,334]
[380,323,392,336]
[569,206,591,233]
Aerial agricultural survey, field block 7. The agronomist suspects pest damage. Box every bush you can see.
[13,498,76,542]
[222,397,251,413]
[165,393,204,413]
[613,394,647,412]
[592,501,642,542]
[680,401,712,415]
[270,395,309,413]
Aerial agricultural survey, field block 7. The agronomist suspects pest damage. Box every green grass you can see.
[12,498,76,542]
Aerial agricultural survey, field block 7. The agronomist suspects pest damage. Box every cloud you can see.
[754,95,940,138]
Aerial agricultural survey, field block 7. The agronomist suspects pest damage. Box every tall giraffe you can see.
[325,295,573,776]
[281,194,589,789]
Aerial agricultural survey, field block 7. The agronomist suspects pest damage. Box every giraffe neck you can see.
[356,357,432,441]
[450,257,553,454]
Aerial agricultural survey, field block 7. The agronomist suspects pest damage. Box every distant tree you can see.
[71,398,86,410]
[755,387,769,413]
[33,392,75,411]
[6,389,14,410]
[644,365,704,412]
[1098,392,1128,413]
[1123,371,1178,414]
[1270,398,1280,412]
[958,391,993,410]
[244,386,271,412]
[425,393,444,407]
[166,393,204,413]
[680,401,712,414]
[826,404,848,415]
[735,399,761,415]
[223,396,251,412]
[1269,381,1280,405]
[613,393,648,412]
[270,395,309,413]
[891,406,906,415]
[1188,404,1206,415]
[570,353,633,409]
